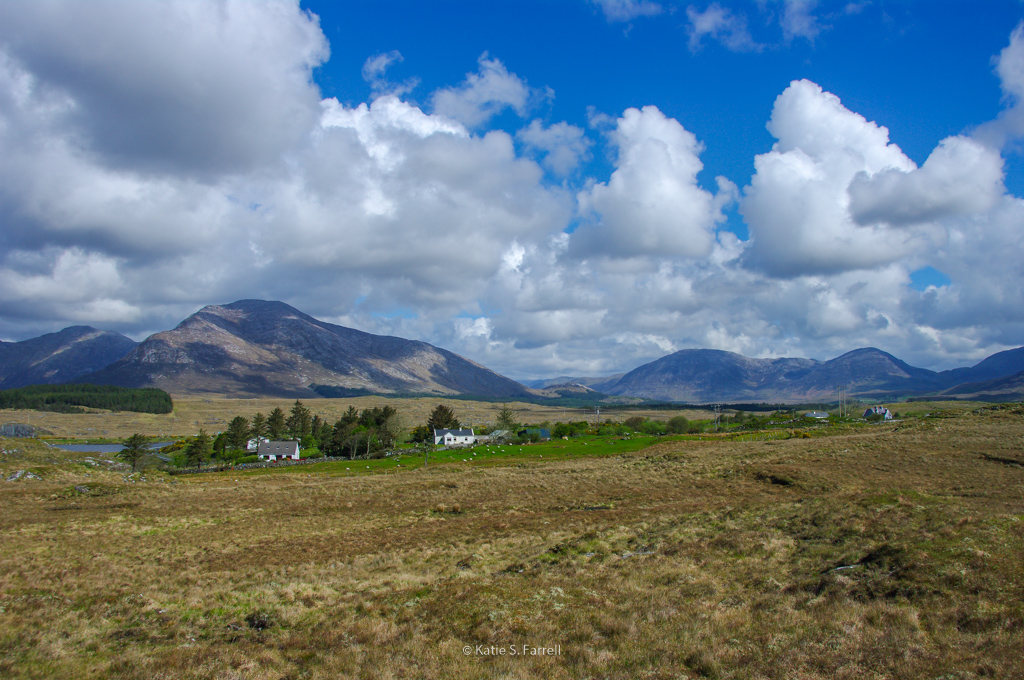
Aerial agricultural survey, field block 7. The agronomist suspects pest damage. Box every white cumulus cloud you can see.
[516,120,592,175]
[848,136,1005,227]
[741,79,936,277]
[592,0,663,22]
[572,105,730,260]
[686,3,760,52]
[430,54,538,128]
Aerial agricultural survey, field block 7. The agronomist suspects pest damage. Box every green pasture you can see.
[212,434,665,479]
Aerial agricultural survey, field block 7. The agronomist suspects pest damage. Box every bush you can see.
[624,416,646,430]
[236,455,259,464]
[639,421,666,435]
[552,421,589,438]
[301,447,323,459]
[666,415,689,434]
[160,440,185,453]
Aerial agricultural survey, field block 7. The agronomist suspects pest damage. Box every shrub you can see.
[624,416,646,430]
[639,421,666,435]
[666,415,689,434]
[235,455,259,465]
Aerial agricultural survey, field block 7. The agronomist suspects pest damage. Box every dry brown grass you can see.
[1,403,1022,678]
[0,396,710,440]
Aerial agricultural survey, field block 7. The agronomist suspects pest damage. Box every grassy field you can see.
[0,396,715,441]
[1,403,1022,678]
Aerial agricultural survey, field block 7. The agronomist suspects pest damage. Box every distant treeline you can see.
[310,385,376,398]
[0,384,173,414]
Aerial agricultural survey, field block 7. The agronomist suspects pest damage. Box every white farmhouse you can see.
[863,406,893,420]
[257,440,300,461]
[433,428,476,446]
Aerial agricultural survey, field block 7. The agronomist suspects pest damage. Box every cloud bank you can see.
[0,1,1022,381]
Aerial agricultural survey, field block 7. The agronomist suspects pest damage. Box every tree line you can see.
[0,384,173,414]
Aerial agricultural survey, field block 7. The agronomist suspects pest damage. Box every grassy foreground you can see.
[1,405,1023,678]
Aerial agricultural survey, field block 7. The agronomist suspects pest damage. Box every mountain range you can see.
[593,346,1024,403]
[1,299,1023,403]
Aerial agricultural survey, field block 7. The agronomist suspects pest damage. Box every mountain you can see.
[82,300,535,398]
[602,349,818,402]
[521,374,625,391]
[939,370,1024,402]
[601,346,1024,403]
[938,347,1024,385]
[0,326,137,390]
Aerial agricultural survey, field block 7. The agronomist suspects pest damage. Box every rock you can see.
[0,423,41,438]
[5,470,41,482]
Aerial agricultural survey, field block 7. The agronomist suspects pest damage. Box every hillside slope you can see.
[0,327,136,390]
[83,300,534,398]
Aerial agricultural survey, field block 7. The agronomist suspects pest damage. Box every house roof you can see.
[257,440,300,455]
[433,428,474,437]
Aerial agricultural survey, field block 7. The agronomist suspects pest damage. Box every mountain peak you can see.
[83,300,533,398]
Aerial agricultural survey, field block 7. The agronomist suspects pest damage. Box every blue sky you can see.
[314,1,1021,192]
[1,0,1023,380]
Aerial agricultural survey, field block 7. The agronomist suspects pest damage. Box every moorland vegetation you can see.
[1,400,1022,677]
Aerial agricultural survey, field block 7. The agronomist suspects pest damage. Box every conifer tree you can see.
[267,407,286,439]
[185,429,211,469]
[119,433,149,473]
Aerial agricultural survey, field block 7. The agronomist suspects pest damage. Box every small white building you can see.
[247,436,269,452]
[257,440,300,461]
[433,428,476,446]
[863,406,893,420]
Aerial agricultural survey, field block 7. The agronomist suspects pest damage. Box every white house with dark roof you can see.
[863,406,893,420]
[433,428,476,446]
[257,440,300,461]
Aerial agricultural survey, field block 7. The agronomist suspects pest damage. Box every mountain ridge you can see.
[3,301,1024,402]
[0,326,137,390]
[81,300,536,398]
[542,346,1024,403]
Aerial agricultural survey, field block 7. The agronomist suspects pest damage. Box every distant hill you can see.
[601,349,818,402]
[522,374,625,392]
[0,326,136,390]
[81,300,536,398]
[585,346,1024,403]
[937,347,1024,385]
[939,370,1024,402]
